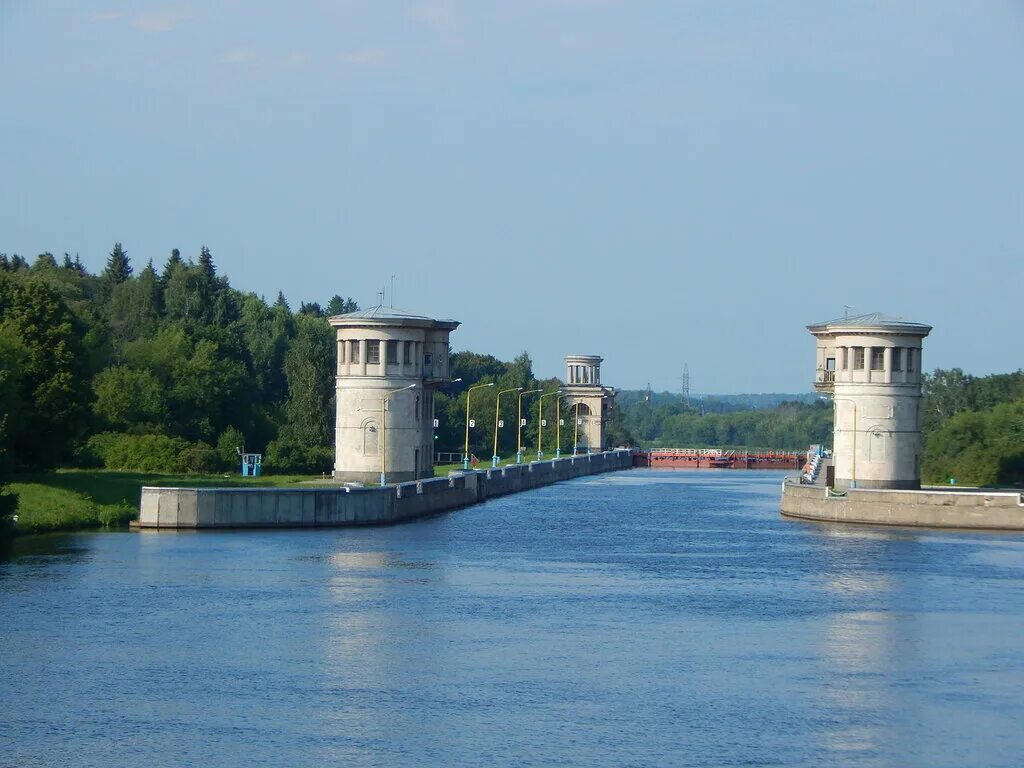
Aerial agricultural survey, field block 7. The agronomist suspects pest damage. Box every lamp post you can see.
[516,388,542,464]
[833,397,857,488]
[493,387,523,467]
[537,390,562,460]
[555,392,572,458]
[463,382,494,469]
[381,383,417,486]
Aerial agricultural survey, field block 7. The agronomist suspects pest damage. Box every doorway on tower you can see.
[574,402,592,451]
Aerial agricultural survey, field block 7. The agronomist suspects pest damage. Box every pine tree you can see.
[103,242,133,284]
[161,249,182,284]
[275,291,290,311]
[198,245,215,279]
[0,254,9,272]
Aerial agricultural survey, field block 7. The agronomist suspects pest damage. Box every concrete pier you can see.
[136,449,633,529]
[781,478,1024,530]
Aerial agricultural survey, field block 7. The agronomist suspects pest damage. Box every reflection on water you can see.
[2,470,1024,768]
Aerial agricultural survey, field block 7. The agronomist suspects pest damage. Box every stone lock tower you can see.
[564,354,615,453]
[329,306,460,483]
[809,313,932,490]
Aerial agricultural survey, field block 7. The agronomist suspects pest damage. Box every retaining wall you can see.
[781,479,1024,530]
[136,450,632,529]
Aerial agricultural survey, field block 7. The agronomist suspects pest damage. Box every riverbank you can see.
[7,470,323,534]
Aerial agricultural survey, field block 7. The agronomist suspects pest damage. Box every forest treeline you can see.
[1,245,1022,524]
[920,369,1024,486]
[0,246,358,515]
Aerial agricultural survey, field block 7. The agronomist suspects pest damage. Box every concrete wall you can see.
[137,449,633,529]
[781,479,1024,530]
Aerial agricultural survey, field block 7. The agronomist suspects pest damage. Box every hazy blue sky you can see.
[2,1,1021,392]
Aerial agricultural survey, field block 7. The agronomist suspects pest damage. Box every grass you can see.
[8,469,324,534]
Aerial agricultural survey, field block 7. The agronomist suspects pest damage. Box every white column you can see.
[883,346,892,384]
[360,339,367,376]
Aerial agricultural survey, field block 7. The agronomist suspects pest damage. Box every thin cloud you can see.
[410,0,457,36]
[218,46,256,65]
[90,11,122,23]
[338,48,385,66]
[131,8,191,33]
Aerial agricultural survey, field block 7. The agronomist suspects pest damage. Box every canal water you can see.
[3,470,1024,767]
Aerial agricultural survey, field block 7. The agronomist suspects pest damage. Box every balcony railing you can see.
[814,368,835,392]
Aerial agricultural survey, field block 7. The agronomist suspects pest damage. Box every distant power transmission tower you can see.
[681,363,691,407]
[644,382,653,403]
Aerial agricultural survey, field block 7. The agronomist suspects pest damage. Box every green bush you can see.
[216,427,246,470]
[265,438,333,474]
[83,432,219,473]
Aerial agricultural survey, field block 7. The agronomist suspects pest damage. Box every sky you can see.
[1,1,1021,393]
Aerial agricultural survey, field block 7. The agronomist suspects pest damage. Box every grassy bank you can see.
[9,470,320,534]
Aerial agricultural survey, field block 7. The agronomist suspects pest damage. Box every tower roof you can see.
[329,304,459,329]
[808,312,931,336]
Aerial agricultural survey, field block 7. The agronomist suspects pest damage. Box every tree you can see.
[0,273,90,468]
[103,242,133,286]
[326,295,358,315]
[278,313,334,446]
[107,261,163,345]
[32,252,58,271]
[161,248,182,284]
[0,325,28,521]
[92,366,168,431]
[198,245,216,280]
[922,368,976,432]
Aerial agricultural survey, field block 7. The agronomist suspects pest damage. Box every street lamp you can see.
[537,390,562,460]
[381,383,417,486]
[492,387,523,467]
[463,382,495,469]
[832,397,857,488]
[555,392,572,459]
[516,388,543,464]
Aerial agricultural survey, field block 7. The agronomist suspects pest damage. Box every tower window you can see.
[367,340,381,365]
[906,348,915,373]
[870,348,884,371]
[386,340,398,365]
[404,341,412,364]
[350,340,360,364]
[892,348,903,371]
[852,347,865,370]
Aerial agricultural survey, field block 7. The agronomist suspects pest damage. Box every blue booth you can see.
[241,453,262,477]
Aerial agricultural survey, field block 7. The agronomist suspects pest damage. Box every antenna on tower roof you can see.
[682,363,690,407]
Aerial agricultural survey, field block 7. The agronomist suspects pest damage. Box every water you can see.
[3,469,1024,767]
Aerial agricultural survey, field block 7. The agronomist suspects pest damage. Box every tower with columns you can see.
[563,354,615,453]
[329,306,459,483]
[808,313,932,490]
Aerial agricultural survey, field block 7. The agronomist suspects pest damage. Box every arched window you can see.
[868,428,888,463]
[362,419,379,456]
